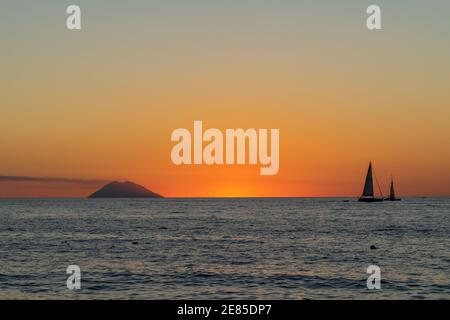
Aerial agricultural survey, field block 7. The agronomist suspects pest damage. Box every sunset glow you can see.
[1,1,449,198]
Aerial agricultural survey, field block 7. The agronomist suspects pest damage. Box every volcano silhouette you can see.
[88,181,163,198]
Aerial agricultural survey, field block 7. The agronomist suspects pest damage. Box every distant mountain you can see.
[88,181,163,198]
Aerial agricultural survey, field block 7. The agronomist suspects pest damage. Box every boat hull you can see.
[358,197,384,202]
[385,198,401,201]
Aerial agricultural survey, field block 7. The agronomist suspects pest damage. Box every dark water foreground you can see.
[0,198,448,299]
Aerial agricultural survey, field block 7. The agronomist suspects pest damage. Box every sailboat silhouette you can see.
[385,176,401,201]
[358,162,384,202]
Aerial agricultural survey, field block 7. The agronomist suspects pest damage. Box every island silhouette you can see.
[88,181,163,198]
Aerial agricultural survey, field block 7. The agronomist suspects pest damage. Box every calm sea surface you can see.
[0,198,448,299]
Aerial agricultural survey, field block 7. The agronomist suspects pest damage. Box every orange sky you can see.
[1,1,449,198]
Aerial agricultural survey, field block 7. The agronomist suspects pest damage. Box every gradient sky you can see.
[1,0,449,197]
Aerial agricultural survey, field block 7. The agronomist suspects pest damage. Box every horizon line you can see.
[1,175,449,198]
[0,195,449,200]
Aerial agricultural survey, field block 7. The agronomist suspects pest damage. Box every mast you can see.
[362,162,374,197]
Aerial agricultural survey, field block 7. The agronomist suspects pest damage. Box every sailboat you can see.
[385,176,401,201]
[358,162,384,202]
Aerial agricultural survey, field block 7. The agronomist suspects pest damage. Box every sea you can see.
[0,198,448,299]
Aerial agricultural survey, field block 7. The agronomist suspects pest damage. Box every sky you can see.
[1,0,449,197]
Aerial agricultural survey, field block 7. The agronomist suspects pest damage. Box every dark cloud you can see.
[0,176,109,184]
